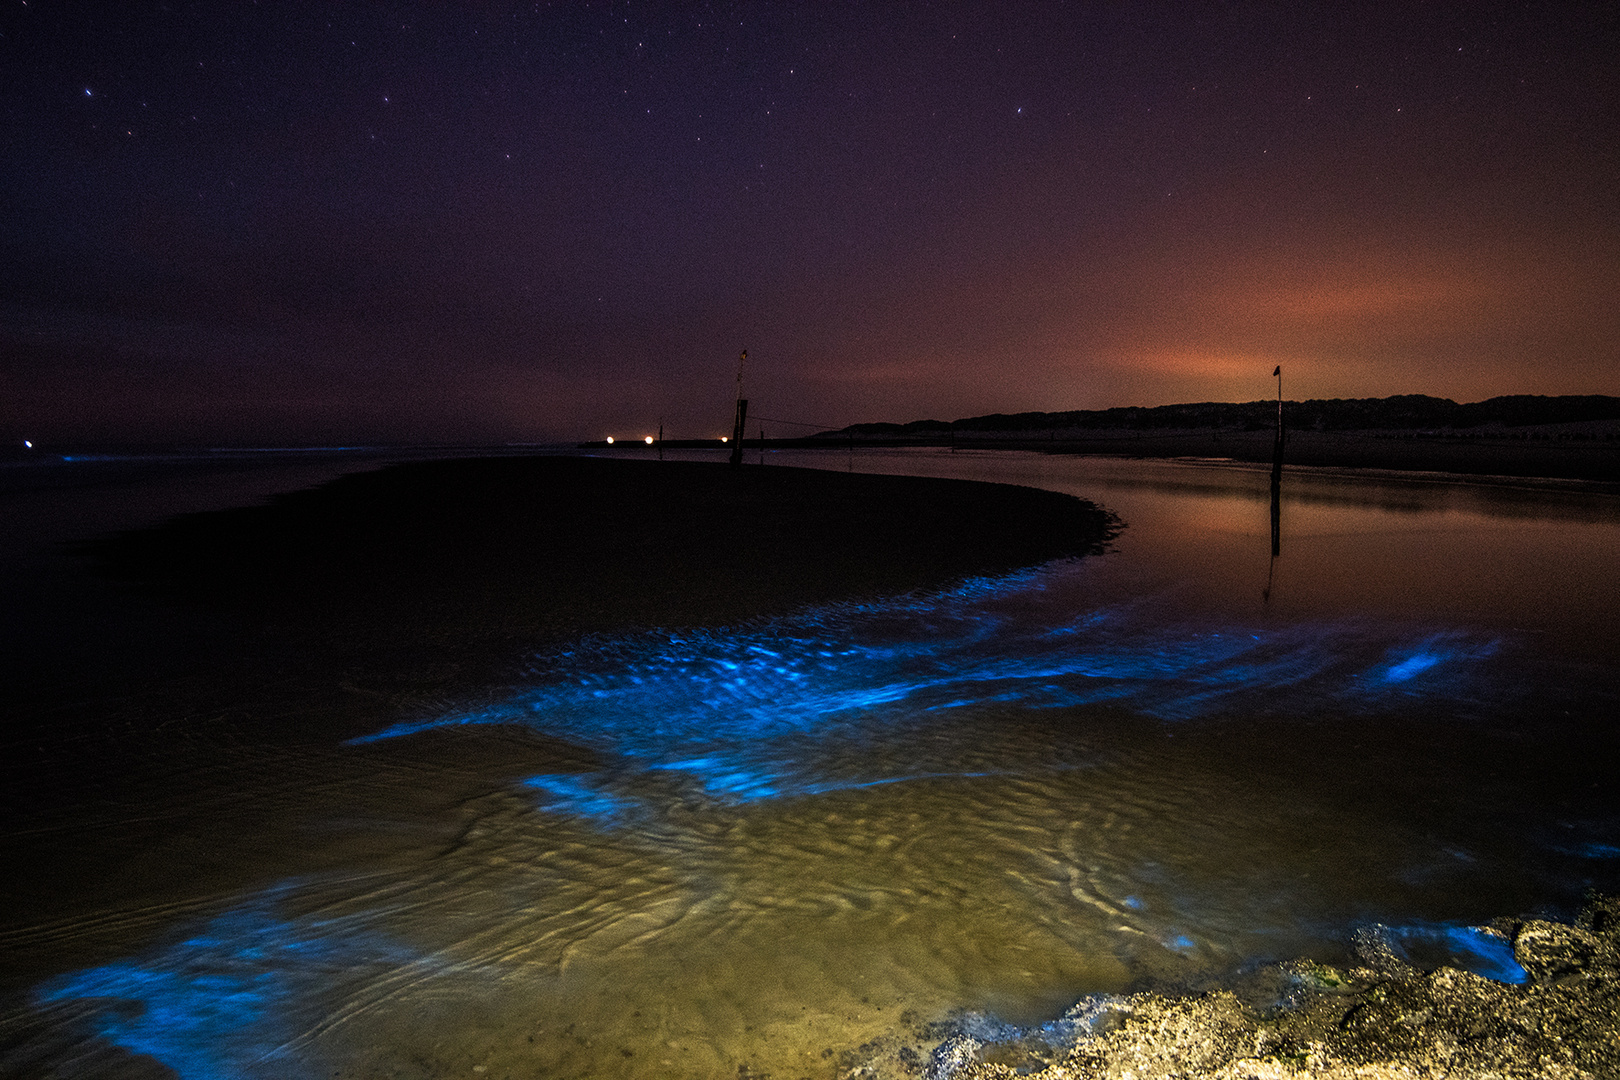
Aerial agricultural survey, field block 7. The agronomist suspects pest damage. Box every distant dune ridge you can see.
[830,394,1620,437]
[815,395,1620,482]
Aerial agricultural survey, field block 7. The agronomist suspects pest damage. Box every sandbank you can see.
[90,454,1118,654]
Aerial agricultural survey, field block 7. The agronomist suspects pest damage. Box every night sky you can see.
[3,2,1617,447]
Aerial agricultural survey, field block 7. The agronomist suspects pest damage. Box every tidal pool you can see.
[4,449,1618,1079]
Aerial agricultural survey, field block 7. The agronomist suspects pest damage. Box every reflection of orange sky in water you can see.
[1154,493,1265,536]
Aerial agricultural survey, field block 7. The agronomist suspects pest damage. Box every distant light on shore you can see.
[606,436,614,444]
[645,436,654,445]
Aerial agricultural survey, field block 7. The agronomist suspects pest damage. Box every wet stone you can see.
[927,893,1620,1080]
[1514,919,1602,985]
[1349,925,1419,979]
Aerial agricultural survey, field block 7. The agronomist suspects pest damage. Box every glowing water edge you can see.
[8,450,1620,1080]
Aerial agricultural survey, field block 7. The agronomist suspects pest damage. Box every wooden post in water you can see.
[1264,365,1284,600]
[729,350,748,469]
[657,421,664,461]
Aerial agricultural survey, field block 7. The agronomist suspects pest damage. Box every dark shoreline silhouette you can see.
[800,394,1620,483]
[837,393,1620,436]
[86,455,1119,672]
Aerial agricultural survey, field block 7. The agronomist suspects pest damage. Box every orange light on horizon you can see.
[606,436,614,444]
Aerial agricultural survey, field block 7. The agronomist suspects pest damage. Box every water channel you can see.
[3,448,1618,1079]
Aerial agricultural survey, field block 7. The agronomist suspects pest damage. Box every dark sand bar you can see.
[90,455,1117,657]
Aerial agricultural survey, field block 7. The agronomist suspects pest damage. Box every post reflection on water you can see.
[10,450,1620,1080]
[1264,463,1282,602]
[1270,366,1285,573]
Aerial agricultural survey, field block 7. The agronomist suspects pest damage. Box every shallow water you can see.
[4,448,1619,1079]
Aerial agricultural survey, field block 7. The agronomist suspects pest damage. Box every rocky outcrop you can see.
[922,895,1620,1080]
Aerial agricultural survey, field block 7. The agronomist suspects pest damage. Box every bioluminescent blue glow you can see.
[21,551,1593,1080]
[930,997,1137,1065]
[522,773,644,824]
[523,761,1005,825]
[1382,652,1441,682]
[650,756,792,802]
[31,892,418,1080]
[648,757,998,804]
[1549,839,1620,860]
[352,568,1505,821]
[1383,923,1530,985]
